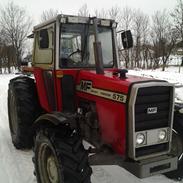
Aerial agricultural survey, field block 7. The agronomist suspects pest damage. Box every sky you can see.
[0,0,178,25]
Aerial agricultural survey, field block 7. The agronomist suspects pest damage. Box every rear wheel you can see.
[8,76,41,149]
[165,105,183,180]
[34,128,92,183]
[164,131,183,180]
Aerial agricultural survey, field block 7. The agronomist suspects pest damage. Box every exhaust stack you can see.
[93,18,104,74]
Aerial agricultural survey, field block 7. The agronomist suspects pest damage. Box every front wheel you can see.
[34,128,92,183]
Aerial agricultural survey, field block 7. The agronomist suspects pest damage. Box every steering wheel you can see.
[68,49,82,58]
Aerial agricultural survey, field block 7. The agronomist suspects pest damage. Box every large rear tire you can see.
[8,76,41,149]
[34,127,92,183]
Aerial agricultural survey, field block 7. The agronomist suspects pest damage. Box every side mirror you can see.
[39,29,49,49]
[121,30,133,49]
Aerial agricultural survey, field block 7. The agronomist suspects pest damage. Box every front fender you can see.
[33,112,77,132]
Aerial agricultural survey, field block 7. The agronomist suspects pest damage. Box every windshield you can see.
[59,23,114,68]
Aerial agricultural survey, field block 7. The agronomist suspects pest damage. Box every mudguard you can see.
[33,112,77,131]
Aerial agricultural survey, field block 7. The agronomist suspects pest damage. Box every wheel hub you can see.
[46,155,59,183]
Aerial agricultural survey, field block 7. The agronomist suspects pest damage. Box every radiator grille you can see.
[135,86,172,132]
[128,82,174,160]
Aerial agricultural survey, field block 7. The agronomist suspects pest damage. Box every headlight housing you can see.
[158,129,167,141]
[136,133,145,145]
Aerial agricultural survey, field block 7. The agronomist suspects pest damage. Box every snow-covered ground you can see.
[0,67,183,183]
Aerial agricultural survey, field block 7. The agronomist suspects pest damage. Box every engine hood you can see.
[76,69,165,95]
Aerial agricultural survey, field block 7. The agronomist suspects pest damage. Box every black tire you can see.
[8,76,41,149]
[34,127,92,183]
[165,105,183,180]
[164,131,183,180]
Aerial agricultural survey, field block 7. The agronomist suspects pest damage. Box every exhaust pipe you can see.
[93,18,104,74]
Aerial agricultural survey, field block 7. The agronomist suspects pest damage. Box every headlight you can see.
[179,108,183,114]
[158,130,167,141]
[136,133,145,145]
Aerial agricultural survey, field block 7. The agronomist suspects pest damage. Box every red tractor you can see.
[8,15,183,182]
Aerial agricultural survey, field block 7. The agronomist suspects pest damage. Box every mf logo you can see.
[80,80,92,91]
[147,107,158,114]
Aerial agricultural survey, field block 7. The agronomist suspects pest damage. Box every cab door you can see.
[54,24,84,113]
[33,24,57,112]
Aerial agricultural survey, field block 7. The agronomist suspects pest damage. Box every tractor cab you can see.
[32,15,132,71]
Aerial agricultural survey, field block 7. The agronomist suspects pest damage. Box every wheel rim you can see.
[38,143,61,183]
[47,156,59,182]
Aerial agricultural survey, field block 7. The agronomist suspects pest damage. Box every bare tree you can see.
[141,16,152,69]
[41,9,59,22]
[94,9,108,19]
[78,4,89,17]
[95,6,121,20]
[171,0,183,42]
[151,10,177,71]
[108,6,121,23]
[132,10,150,68]
[0,2,32,71]
[120,7,133,31]
[0,44,16,73]
[118,7,133,68]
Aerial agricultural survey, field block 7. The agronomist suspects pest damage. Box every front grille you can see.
[135,86,172,131]
[128,82,174,160]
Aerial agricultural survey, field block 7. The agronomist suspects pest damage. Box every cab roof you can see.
[33,14,116,31]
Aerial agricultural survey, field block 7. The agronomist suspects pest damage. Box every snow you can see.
[0,69,183,183]
[166,55,182,66]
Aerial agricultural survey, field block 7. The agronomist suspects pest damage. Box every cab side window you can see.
[39,29,49,49]
[34,27,53,64]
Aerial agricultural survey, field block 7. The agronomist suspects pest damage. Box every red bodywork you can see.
[32,67,152,156]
